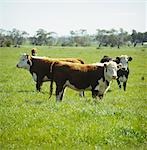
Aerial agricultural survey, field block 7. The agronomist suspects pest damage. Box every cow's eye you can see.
[108,68,112,72]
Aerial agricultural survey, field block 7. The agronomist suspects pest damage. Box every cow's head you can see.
[104,61,120,81]
[31,48,37,56]
[116,55,132,71]
[16,53,32,70]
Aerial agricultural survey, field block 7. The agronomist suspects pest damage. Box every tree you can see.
[117,28,131,48]
[143,32,147,42]
[30,29,57,46]
[9,28,28,47]
[131,30,138,47]
[95,29,118,48]
[0,28,29,47]
[95,28,132,48]
[36,29,48,45]
[69,29,91,47]
[131,30,147,46]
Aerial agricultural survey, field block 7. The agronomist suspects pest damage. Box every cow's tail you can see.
[49,61,57,99]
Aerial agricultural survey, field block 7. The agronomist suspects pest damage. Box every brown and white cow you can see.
[100,55,133,91]
[49,61,119,101]
[16,54,84,92]
[31,48,37,56]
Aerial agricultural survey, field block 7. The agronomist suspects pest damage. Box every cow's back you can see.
[51,62,104,88]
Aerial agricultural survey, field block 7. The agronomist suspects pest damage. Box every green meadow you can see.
[0,46,147,149]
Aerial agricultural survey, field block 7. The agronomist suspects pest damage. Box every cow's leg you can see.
[79,91,85,97]
[92,90,99,98]
[56,85,65,102]
[99,94,104,99]
[36,81,42,92]
[117,79,121,89]
[36,76,43,92]
[92,90,104,100]
[123,82,127,91]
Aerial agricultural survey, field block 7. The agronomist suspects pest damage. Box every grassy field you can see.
[0,46,147,149]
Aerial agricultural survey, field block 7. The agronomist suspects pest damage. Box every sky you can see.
[0,0,147,36]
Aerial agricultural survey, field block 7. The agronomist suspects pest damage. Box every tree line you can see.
[0,28,147,48]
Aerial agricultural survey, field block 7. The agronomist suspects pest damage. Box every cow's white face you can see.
[104,61,118,81]
[16,54,32,70]
[117,55,132,71]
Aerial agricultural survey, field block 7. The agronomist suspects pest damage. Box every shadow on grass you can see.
[24,99,44,105]
[17,90,48,94]
[17,90,35,93]
[0,90,35,93]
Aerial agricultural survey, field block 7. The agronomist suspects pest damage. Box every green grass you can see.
[0,46,147,149]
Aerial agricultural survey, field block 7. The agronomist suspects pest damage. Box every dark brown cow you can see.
[49,61,119,101]
[16,54,84,92]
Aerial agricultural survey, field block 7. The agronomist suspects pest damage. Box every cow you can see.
[31,48,37,56]
[16,54,85,93]
[116,55,133,91]
[100,55,133,91]
[100,55,120,64]
[49,61,120,101]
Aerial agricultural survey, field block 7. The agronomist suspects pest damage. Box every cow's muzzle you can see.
[122,68,127,71]
[16,64,20,68]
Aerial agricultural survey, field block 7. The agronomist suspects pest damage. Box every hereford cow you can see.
[49,61,120,101]
[16,54,85,93]
[31,48,37,56]
[100,55,133,91]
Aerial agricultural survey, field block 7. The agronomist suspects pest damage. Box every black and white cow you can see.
[116,55,132,91]
[100,55,133,91]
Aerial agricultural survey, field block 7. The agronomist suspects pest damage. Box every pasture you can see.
[0,46,147,149]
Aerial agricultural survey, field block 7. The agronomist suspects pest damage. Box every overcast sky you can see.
[0,0,146,36]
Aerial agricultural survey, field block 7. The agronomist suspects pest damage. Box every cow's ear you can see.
[27,59,32,66]
[25,54,31,60]
[114,57,120,64]
[128,57,132,61]
[113,57,120,64]
[104,63,107,68]
[26,54,30,58]
[104,63,108,72]
[103,55,109,58]
[27,55,32,66]
[24,54,28,59]
[116,57,120,61]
